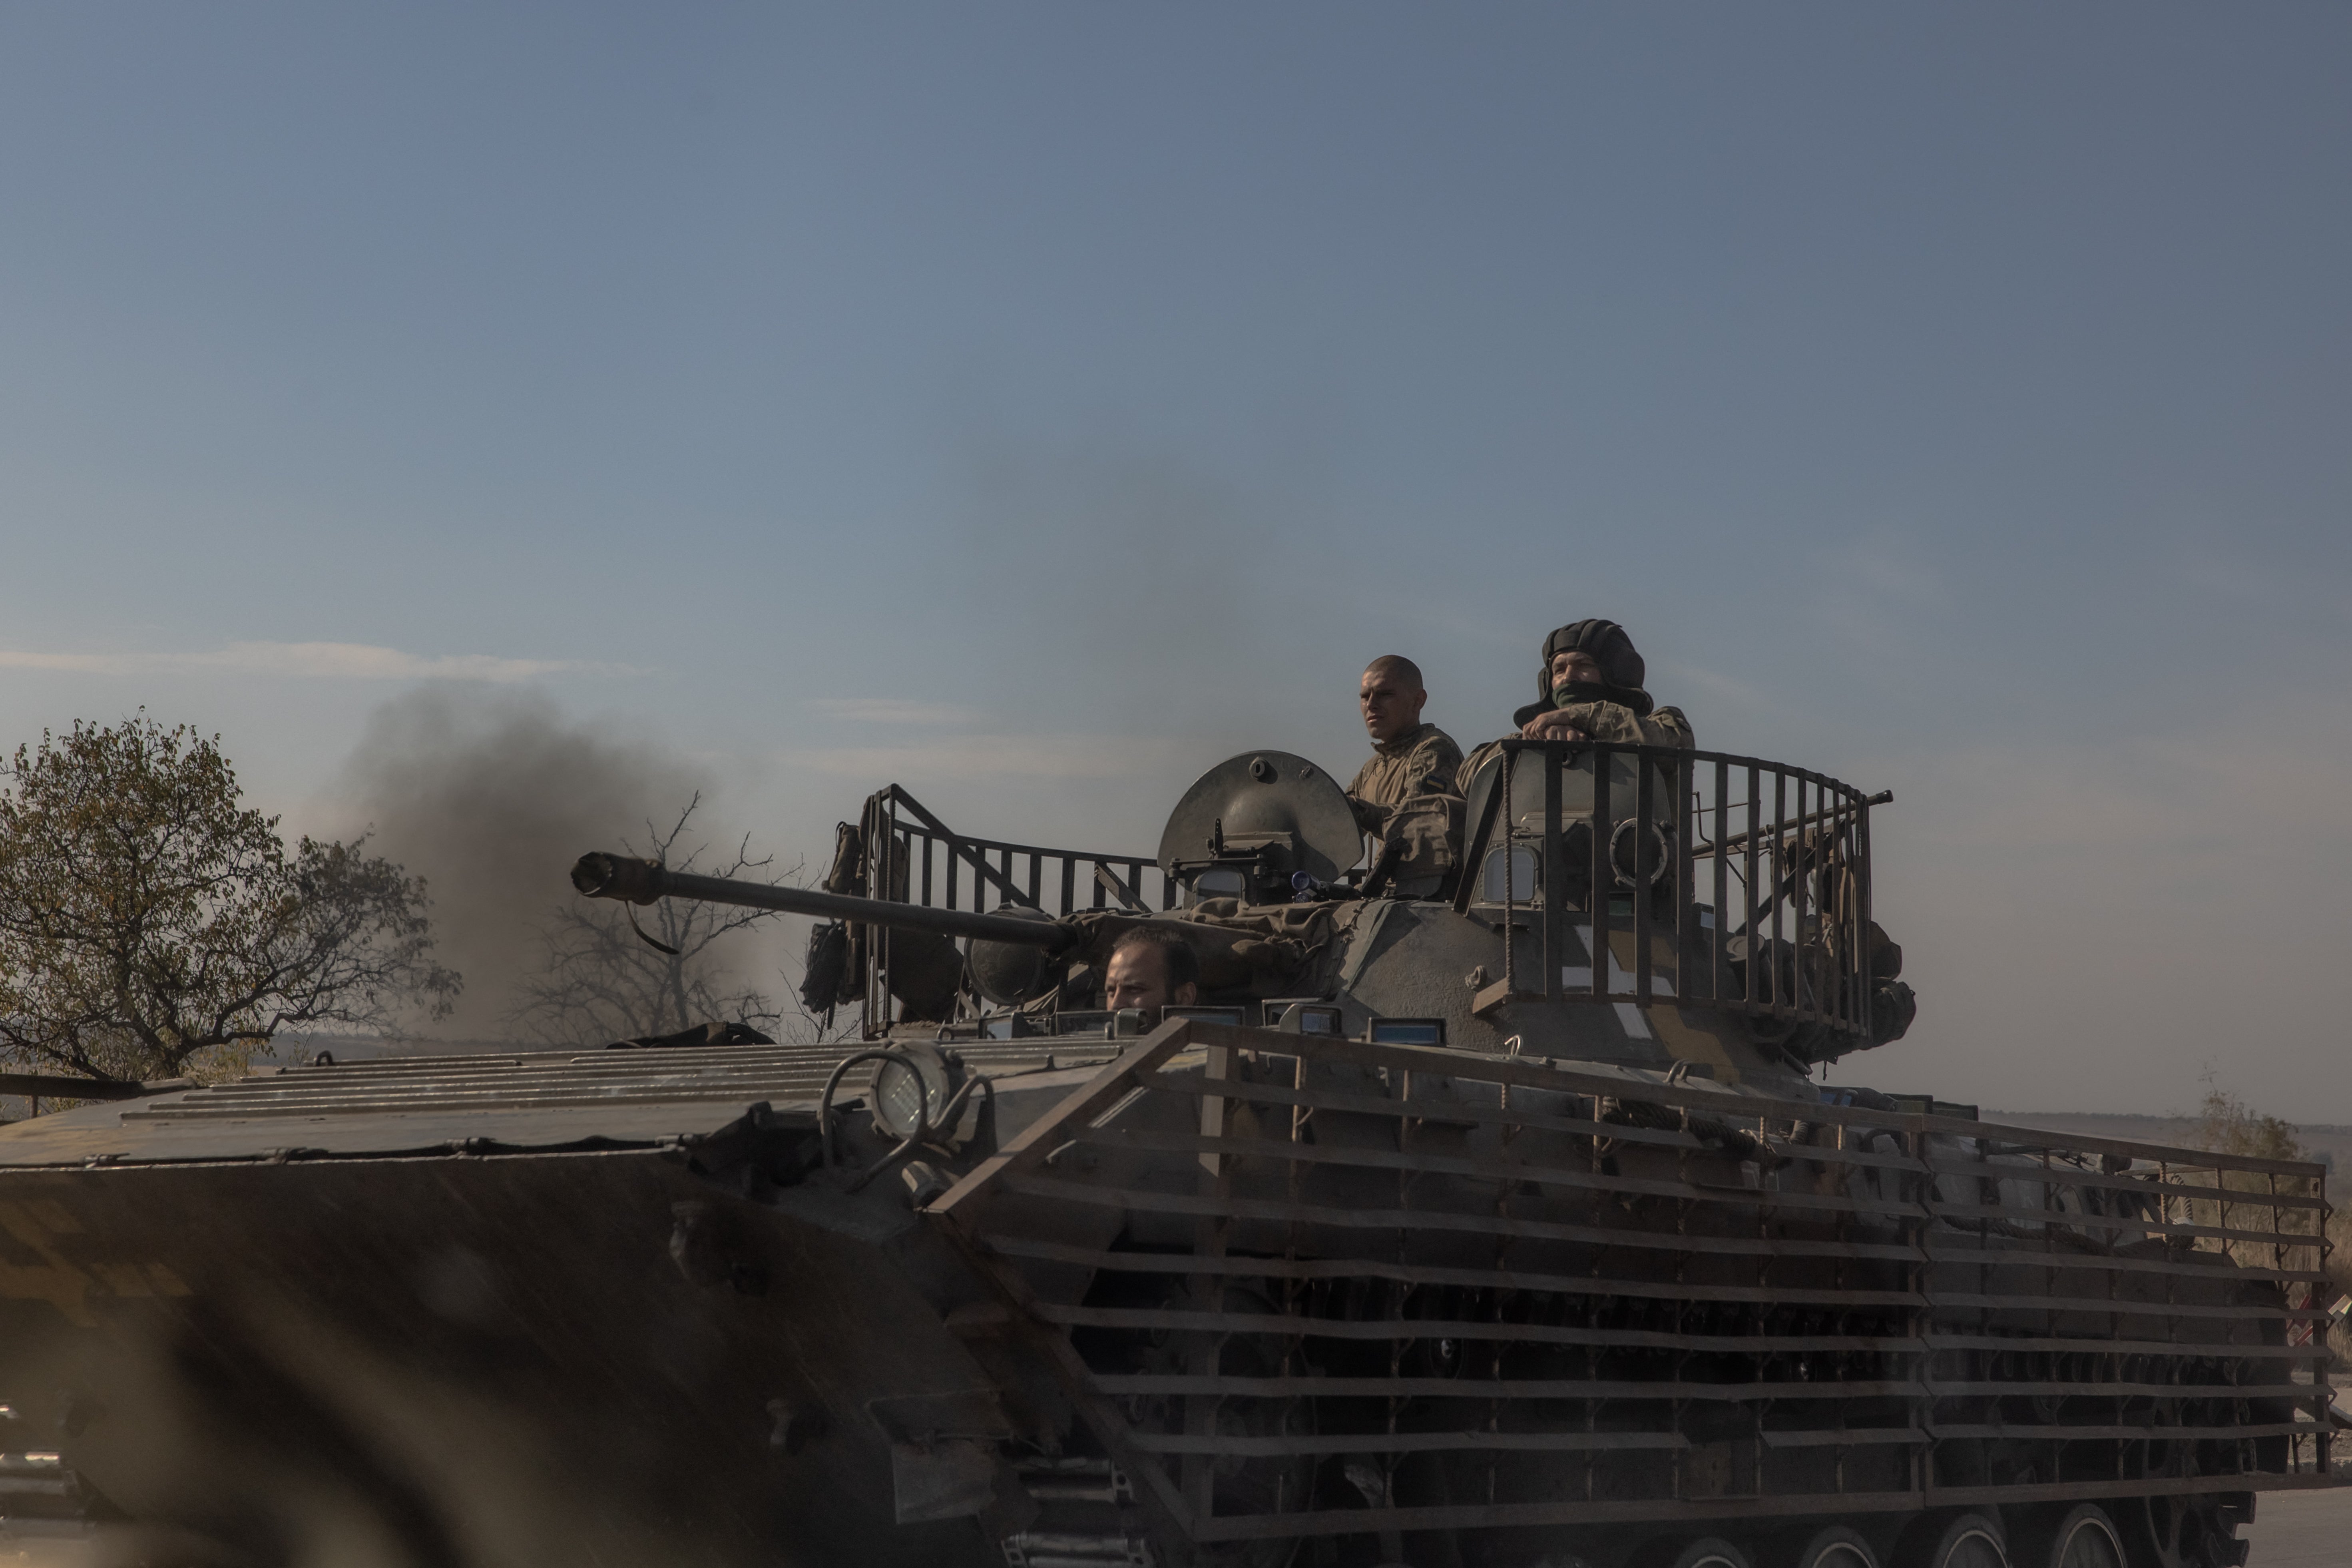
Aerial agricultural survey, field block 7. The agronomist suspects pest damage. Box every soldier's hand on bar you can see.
[1520,710,1591,742]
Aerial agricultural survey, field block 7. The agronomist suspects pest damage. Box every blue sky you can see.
[2,4,2346,1116]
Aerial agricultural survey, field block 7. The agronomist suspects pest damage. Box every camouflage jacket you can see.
[1346,723,1466,889]
[1454,703,1694,795]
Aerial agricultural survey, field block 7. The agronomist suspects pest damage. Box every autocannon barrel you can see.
[570,853,1075,950]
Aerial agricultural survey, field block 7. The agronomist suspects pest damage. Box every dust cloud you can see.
[327,687,724,1040]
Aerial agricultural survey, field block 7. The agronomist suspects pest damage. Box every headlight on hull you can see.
[868,1044,961,1144]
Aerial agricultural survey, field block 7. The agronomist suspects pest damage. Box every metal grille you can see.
[936,1022,2335,1546]
[111,1043,1107,1121]
[858,785,1180,1037]
[1462,741,1886,1042]
[865,784,1179,918]
[850,745,1892,1048]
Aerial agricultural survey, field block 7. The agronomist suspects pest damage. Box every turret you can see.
[576,736,1910,1081]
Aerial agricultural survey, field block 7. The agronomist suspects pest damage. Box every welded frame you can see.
[857,785,1181,1038]
[1458,741,1882,1040]
[852,743,1890,1046]
[934,1021,2337,1549]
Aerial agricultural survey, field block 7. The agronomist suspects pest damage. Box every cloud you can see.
[809,697,982,725]
[792,732,1196,782]
[0,641,621,683]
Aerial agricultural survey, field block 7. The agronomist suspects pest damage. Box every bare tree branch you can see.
[506,794,806,1047]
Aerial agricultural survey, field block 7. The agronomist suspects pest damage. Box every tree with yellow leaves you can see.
[0,715,459,1083]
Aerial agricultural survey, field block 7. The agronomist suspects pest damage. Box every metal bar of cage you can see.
[1857,795,1876,1040]
[1721,757,1740,1006]
[1634,749,1654,1003]
[934,1021,2332,1543]
[1502,747,1516,997]
[1543,745,1562,1002]
[1675,753,1693,1003]
[868,752,1896,1040]
[1588,744,1610,1002]
[1770,768,1787,1017]
[1744,763,1763,1014]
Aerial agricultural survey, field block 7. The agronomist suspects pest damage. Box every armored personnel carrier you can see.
[0,739,2334,1568]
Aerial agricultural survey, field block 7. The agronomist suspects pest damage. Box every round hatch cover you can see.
[1156,750,1361,887]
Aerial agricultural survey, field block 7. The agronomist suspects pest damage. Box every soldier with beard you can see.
[1457,618,1693,793]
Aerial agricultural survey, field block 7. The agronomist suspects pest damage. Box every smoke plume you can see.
[328,687,723,1039]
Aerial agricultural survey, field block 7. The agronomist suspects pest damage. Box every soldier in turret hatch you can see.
[1345,655,1465,899]
[1103,925,1201,1017]
[1457,619,1693,793]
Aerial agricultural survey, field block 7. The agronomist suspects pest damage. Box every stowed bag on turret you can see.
[800,816,963,1021]
[1062,899,1364,996]
[1733,918,1915,1060]
[799,821,865,1014]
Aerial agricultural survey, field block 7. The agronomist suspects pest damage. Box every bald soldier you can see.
[1346,655,1466,899]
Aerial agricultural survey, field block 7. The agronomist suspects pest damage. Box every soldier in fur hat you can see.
[1457,620,1693,793]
